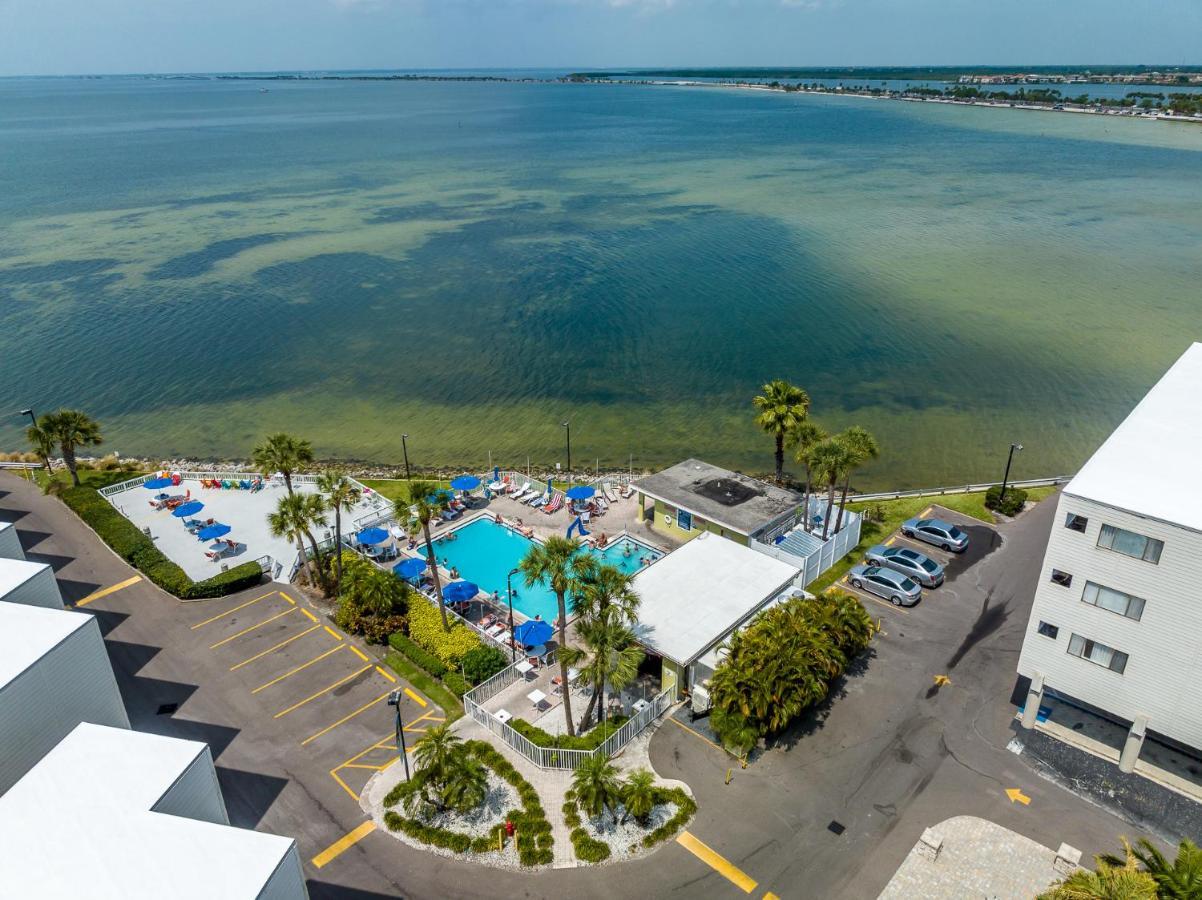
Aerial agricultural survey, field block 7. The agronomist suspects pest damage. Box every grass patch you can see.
[35,467,145,491]
[358,479,451,505]
[384,651,463,723]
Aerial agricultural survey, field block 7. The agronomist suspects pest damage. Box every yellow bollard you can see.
[725,768,733,785]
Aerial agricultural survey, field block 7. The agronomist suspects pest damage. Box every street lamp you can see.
[401,434,411,481]
[386,689,411,781]
[506,568,520,663]
[561,422,571,484]
[999,443,1024,504]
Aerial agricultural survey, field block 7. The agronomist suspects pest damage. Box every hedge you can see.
[985,484,1028,517]
[388,632,471,698]
[61,486,264,599]
[408,597,481,665]
[563,783,696,863]
[461,644,509,686]
[510,714,630,752]
[641,787,697,848]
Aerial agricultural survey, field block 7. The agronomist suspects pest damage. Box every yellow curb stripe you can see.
[251,645,345,693]
[764,893,780,900]
[283,594,295,605]
[76,575,142,607]
[676,831,757,893]
[667,714,735,759]
[311,821,376,869]
[190,590,277,628]
[324,626,342,640]
[376,666,396,683]
[330,768,360,802]
[920,505,933,517]
[301,690,394,746]
[274,665,372,718]
[229,624,322,671]
[300,608,318,623]
[209,607,297,649]
[350,646,369,662]
[404,687,427,708]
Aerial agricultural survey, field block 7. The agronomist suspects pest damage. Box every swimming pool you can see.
[429,518,662,623]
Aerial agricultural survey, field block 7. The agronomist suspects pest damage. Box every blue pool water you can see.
[429,518,661,622]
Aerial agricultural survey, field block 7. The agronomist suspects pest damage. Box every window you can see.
[1037,621,1059,639]
[1050,569,1073,587]
[1097,524,1163,564]
[1067,633,1128,674]
[676,509,693,532]
[1065,513,1089,533]
[1082,582,1145,621]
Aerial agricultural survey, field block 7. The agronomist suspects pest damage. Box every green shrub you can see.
[570,827,612,863]
[509,715,630,751]
[641,787,697,848]
[985,484,1028,516]
[408,597,481,664]
[337,602,406,645]
[389,632,448,678]
[562,800,581,829]
[442,672,470,696]
[461,644,509,685]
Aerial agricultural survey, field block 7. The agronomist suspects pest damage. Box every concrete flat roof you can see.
[0,723,296,899]
[0,602,91,691]
[632,459,803,537]
[1066,342,1202,532]
[632,532,799,666]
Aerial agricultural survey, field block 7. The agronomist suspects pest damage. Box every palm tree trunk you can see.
[774,434,784,484]
[303,529,330,595]
[295,533,316,586]
[580,685,600,732]
[63,444,80,486]
[334,508,343,595]
[284,470,294,495]
[802,468,813,533]
[834,473,851,535]
[422,520,449,631]
[822,482,836,540]
[557,591,576,737]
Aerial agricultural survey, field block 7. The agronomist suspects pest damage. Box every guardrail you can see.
[0,461,40,470]
[851,475,1069,504]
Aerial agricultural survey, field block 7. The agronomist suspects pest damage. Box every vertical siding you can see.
[1017,492,1202,748]
[153,745,230,826]
[0,562,63,610]
[256,846,309,900]
[0,523,24,561]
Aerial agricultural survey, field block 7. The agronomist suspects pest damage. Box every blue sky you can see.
[1,0,1198,76]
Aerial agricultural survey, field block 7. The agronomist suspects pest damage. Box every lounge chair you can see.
[239,479,251,490]
[542,494,563,515]
[508,481,530,497]
[619,483,634,499]
[523,490,545,506]
[513,486,536,502]
[529,493,547,508]
[602,482,618,502]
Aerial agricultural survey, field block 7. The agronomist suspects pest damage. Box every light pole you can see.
[386,689,411,781]
[999,443,1023,504]
[19,408,51,474]
[562,422,571,484]
[401,434,411,481]
[506,568,520,663]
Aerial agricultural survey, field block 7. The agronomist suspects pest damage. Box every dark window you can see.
[1050,569,1073,587]
[1082,581,1145,621]
[1065,513,1088,533]
[1098,524,1163,564]
[1037,621,1059,639]
[1068,633,1128,674]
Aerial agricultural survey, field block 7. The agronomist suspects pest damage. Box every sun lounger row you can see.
[200,478,264,491]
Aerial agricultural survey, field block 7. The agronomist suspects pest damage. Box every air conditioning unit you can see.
[691,683,711,716]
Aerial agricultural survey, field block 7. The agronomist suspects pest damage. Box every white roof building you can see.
[0,520,24,560]
[0,556,63,609]
[0,723,307,900]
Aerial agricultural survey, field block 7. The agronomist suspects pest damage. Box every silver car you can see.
[848,563,922,606]
[901,517,970,553]
[864,544,945,588]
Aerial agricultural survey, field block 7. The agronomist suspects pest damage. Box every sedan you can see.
[847,563,922,606]
[901,517,970,553]
[864,544,945,588]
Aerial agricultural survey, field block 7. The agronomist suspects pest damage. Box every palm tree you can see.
[571,562,640,625]
[317,470,360,595]
[622,769,657,826]
[395,480,451,631]
[832,426,879,535]
[24,422,55,475]
[39,409,102,487]
[807,438,854,540]
[252,433,314,495]
[268,493,320,588]
[352,566,409,617]
[1039,843,1158,899]
[787,420,827,533]
[752,380,810,484]
[571,752,623,824]
[561,608,644,731]
[1101,837,1202,899]
[520,535,591,737]
[406,724,487,816]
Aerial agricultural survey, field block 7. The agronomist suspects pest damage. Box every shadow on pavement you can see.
[216,767,289,829]
[306,884,400,900]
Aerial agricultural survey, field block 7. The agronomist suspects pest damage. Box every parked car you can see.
[901,517,970,553]
[847,563,922,606]
[864,544,945,587]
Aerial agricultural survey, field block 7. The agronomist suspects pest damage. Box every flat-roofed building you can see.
[0,557,64,609]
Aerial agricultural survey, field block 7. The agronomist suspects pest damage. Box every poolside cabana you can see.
[630,532,800,701]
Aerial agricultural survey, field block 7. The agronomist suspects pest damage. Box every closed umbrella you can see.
[566,485,595,501]
[198,523,231,541]
[394,557,427,580]
[355,526,389,546]
[450,475,480,491]
[514,619,553,648]
[144,477,173,490]
[442,581,479,604]
[172,501,204,518]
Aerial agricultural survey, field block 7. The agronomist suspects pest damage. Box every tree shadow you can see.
[765,647,878,753]
[216,767,290,829]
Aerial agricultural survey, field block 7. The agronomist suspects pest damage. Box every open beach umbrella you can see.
[144,477,173,490]
[450,475,480,492]
[514,619,554,648]
[442,581,480,604]
[171,500,204,518]
[355,526,389,545]
[394,557,427,580]
[198,523,231,541]
[566,485,595,501]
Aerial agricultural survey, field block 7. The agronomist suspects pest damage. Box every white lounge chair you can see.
[508,481,530,497]
[619,483,634,499]
[524,490,547,505]
[602,482,618,502]
[514,487,538,502]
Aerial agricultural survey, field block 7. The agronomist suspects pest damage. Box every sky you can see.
[0,0,1199,76]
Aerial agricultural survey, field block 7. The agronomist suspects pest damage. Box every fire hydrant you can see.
[505,819,515,838]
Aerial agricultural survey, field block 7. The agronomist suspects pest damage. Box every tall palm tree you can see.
[24,422,55,475]
[1039,843,1158,900]
[1101,837,1202,899]
[395,480,451,631]
[39,409,102,487]
[571,752,624,824]
[252,433,314,495]
[787,420,827,533]
[832,426,879,535]
[571,562,640,625]
[807,438,854,540]
[752,380,810,484]
[317,469,360,595]
[353,566,409,617]
[520,535,591,737]
[268,493,320,588]
[561,608,644,731]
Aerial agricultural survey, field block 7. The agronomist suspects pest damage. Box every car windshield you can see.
[949,527,965,539]
[900,577,918,590]
[920,558,939,572]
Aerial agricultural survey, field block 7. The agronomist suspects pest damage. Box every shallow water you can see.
[2,77,1200,487]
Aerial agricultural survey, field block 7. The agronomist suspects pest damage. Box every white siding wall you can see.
[0,560,63,610]
[1017,492,1202,749]
[0,523,24,561]
[153,745,230,826]
[0,618,130,794]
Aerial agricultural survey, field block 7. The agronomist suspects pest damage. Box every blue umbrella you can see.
[566,485,595,501]
[442,581,479,604]
[393,557,427,580]
[144,477,173,490]
[355,526,389,546]
[514,619,553,648]
[172,500,204,518]
[450,475,480,491]
[198,523,231,541]
[493,466,500,482]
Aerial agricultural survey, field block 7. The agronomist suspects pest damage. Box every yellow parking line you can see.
[76,576,142,607]
[251,645,345,693]
[676,831,757,893]
[884,536,896,546]
[190,590,277,628]
[404,687,427,708]
[209,607,297,649]
[920,505,933,517]
[301,689,395,746]
[229,624,322,671]
[311,821,376,869]
[324,626,342,640]
[350,646,369,662]
[282,594,295,605]
[300,608,318,623]
[274,665,372,718]
[764,893,781,900]
[840,579,909,616]
[376,666,396,683]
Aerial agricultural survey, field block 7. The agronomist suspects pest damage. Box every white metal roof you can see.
[1066,342,1202,532]
[631,533,799,665]
[0,602,91,690]
[0,557,48,596]
[0,723,296,899]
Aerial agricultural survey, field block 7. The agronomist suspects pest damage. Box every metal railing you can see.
[852,475,1069,503]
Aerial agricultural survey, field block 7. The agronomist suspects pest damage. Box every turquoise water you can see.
[429,518,659,621]
[2,78,1201,487]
